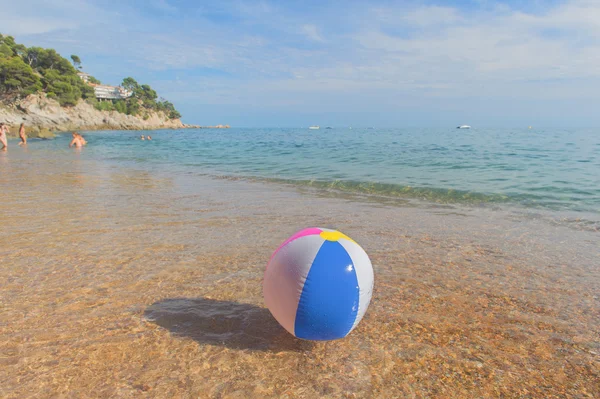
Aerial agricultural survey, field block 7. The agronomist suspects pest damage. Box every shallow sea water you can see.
[0,136,599,398]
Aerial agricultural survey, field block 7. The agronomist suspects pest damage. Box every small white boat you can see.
[308,125,320,130]
[457,125,471,129]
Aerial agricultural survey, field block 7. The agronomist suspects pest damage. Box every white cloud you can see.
[0,0,115,35]
[301,25,324,42]
[347,0,600,97]
[373,5,463,27]
[150,0,177,14]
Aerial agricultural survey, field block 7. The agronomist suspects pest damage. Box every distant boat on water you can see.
[457,125,471,129]
[309,126,320,130]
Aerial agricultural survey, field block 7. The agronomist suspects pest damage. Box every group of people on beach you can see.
[0,123,88,150]
[1,124,155,151]
[0,123,27,150]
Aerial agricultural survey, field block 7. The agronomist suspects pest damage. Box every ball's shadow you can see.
[144,298,313,352]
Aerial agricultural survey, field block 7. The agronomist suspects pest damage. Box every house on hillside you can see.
[92,85,133,100]
[77,71,132,100]
[77,72,91,83]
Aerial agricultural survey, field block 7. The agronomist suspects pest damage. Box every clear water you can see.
[2,128,599,397]
[13,127,600,213]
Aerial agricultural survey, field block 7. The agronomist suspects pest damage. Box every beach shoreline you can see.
[1,144,598,398]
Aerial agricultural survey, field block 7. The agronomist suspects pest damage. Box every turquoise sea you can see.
[10,127,600,215]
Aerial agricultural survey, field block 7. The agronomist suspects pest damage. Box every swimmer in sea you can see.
[147,135,152,140]
[0,124,8,150]
[18,123,27,145]
[140,135,145,140]
[69,132,86,148]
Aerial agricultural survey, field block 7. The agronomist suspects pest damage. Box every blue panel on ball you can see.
[294,241,359,340]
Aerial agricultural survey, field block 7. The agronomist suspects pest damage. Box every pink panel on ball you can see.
[269,227,323,261]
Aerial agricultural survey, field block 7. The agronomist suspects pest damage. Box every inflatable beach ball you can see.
[263,227,374,341]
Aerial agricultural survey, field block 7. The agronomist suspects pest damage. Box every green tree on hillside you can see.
[122,77,139,93]
[34,49,74,74]
[0,34,25,57]
[125,97,140,115]
[156,99,181,119]
[0,35,90,104]
[0,56,42,95]
[118,77,180,118]
[42,69,94,106]
[138,84,157,107]
[0,33,181,118]
[70,54,82,69]
[0,43,12,58]
[24,47,42,67]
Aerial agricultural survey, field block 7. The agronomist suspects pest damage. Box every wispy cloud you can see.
[0,0,114,35]
[301,25,324,42]
[149,0,178,14]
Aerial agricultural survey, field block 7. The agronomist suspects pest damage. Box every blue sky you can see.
[1,0,599,127]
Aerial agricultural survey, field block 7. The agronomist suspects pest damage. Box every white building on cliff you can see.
[77,72,133,100]
[77,72,92,82]
[92,85,133,100]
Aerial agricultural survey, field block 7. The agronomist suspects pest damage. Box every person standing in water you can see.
[0,124,8,150]
[69,132,87,148]
[18,123,27,145]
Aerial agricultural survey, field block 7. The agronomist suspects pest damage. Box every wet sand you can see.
[0,150,598,398]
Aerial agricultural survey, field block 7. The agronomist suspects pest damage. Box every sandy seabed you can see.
[0,148,598,398]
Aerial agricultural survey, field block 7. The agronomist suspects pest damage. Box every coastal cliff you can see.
[0,94,193,137]
[0,34,228,137]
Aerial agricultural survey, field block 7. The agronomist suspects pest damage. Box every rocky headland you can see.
[0,94,202,138]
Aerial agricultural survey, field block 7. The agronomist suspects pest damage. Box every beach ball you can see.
[263,227,374,341]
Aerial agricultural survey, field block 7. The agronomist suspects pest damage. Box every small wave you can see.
[210,174,599,215]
